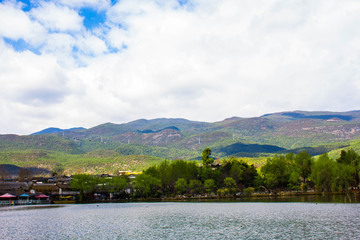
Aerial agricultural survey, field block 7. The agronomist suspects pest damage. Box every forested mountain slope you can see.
[1,110,360,174]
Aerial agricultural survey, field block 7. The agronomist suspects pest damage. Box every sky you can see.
[1,0,360,135]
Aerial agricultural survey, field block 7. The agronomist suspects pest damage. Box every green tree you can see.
[241,164,258,188]
[311,153,336,192]
[337,149,358,165]
[52,163,65,177]
[107,176,128,195]
[189,179,203,195]
[202,148,214,167]
[224,177,236,188]
[204,179,216,194]
[220,158,258,188]
[261,155,291,190]
[332,163,355,192]
[294,151,313,184]
[144,159,200,194]
[243,187,255,195]
[157,160,172,193]
[174,178,187,195]
[201,166,213,182]
[337,149,360,186]
[224,177,237,195]
[70,174,99,201]
[133,174,161,198]
[169,160,199,183]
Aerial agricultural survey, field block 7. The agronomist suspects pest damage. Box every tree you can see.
[220,177,237,195]
[157,160,172,193]
[107,176,128,195]
[311,153,335,192]
[52,163,65,177]
[133,174,161,198]
[70,174,99,201]
[202,148,214,167]
[189,179,203,195]
[224,177,236,188]
[170,160,199,182]
[337,149,360,186]
[201,166,213,182]
[294,151,313,184]
[220,158,258,188]
[175,178,187,195]
[204,179,216,194]
[332,163,355,192]
[261,155,291,190]
[241,164,258,188]
[337,149,358,165]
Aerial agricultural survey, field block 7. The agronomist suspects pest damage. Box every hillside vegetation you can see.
[1,110,360,174]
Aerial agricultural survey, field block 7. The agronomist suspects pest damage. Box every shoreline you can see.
[79,191,360,204]
[1,191,359,207]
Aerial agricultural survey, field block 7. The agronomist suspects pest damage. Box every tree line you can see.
[70,148,360,200]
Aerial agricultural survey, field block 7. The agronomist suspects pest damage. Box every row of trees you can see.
[70,174,129,201]
[70,148,360,200]
[260,149,360,192]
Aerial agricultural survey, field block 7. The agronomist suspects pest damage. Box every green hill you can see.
[1,110,360,174]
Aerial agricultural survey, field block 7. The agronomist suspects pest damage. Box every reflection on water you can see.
[236,193,360,203]
[0,205,65,212]
[1,201,360,240]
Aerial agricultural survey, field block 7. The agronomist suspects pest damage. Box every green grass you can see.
[327,139,360,160]
[0,150,164,175]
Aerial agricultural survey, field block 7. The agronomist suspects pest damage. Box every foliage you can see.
[293,151,313,183]
[133,174,161,198]
[174,178,187,195]
[64,147,360,201]
[70,174,99,201]
[107,176,129,193]
[311,153,336,192]
[189,179,203,195]
[203,179,216,194]
[261,155,292,189]
[202,148,214,167]
[0,150,163,175]
[243,187,255,195]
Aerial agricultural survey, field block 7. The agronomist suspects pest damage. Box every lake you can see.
[1,202,360,239]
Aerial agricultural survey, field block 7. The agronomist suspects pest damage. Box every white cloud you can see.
[30,1,83,32]
[0,49,68,103]
[0,1,45,44]
[59,0,111,10]
[77,34,108,56]
[1,0,360,134]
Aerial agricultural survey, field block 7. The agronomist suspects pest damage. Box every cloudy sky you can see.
[1,0,360,134]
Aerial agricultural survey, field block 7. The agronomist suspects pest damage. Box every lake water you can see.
[1,202,360,239]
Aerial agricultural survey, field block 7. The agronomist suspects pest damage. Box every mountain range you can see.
[1,110,360,174]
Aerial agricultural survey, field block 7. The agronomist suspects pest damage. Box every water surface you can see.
[1,202,360,239]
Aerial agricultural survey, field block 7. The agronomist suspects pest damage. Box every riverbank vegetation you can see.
[69,148,360,201]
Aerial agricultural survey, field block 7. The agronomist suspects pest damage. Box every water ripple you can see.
[1,202,360,239]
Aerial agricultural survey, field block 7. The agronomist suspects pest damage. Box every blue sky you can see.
[0,0,360,134]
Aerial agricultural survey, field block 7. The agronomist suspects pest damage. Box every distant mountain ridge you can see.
[31,127,86,135]
[1,110,360,174]
[0,164,51,177]
[19,110,360,152]
[261,110,360,122]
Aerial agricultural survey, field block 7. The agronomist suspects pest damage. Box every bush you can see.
[243,187,255,195]
[217,188,229,196]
